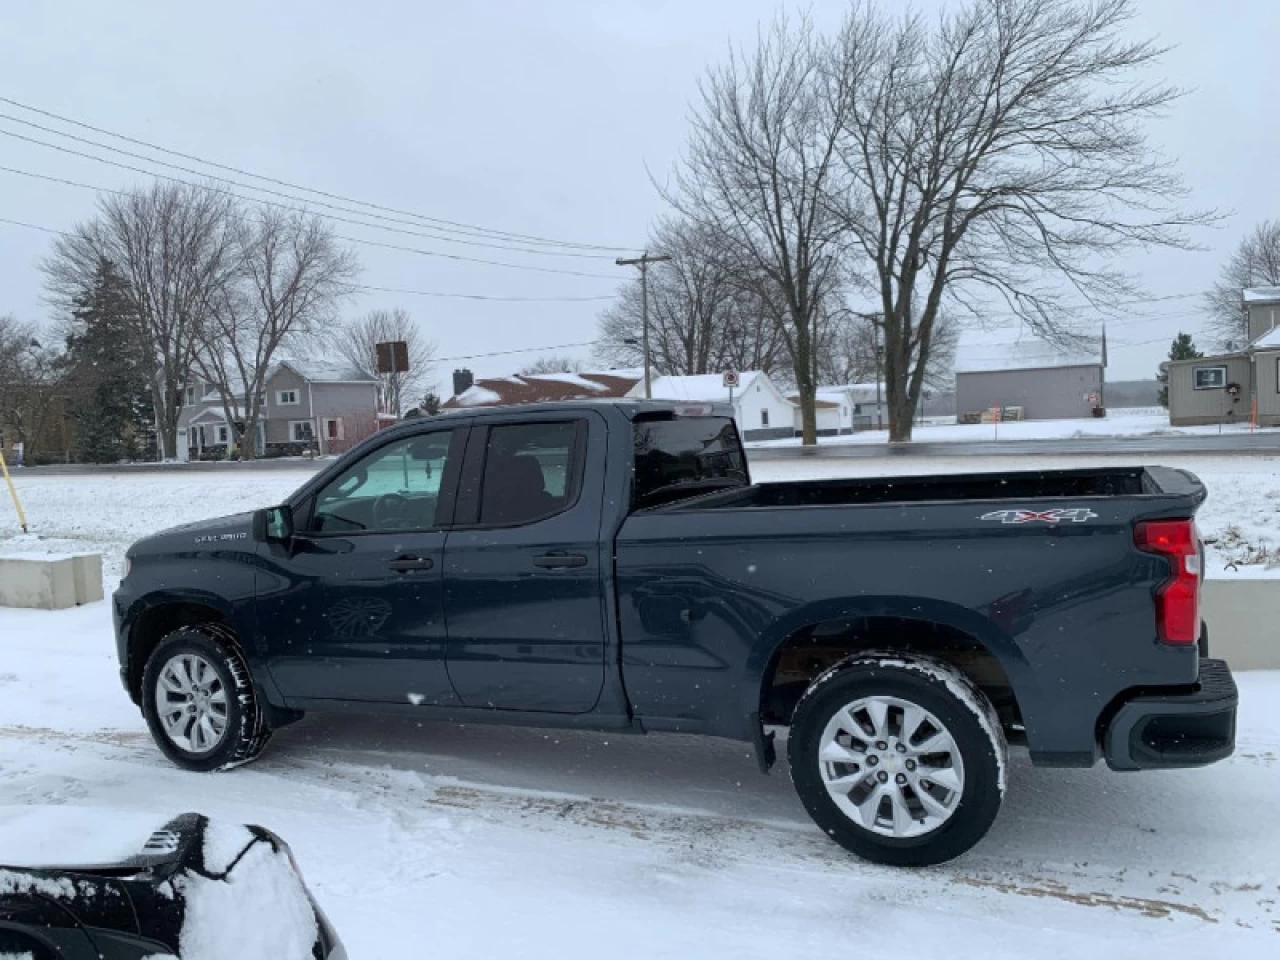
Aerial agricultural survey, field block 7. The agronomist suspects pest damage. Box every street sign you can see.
[722,370,740,388]
[375,341,410,374]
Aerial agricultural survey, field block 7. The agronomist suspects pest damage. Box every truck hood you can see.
[129,511,256,555]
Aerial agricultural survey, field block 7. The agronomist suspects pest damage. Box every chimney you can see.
[452,368,474,397]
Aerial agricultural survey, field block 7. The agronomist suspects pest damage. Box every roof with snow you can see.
[443,371,641,409]
[820,383,886,403]
[642,371,773,403]
[954,332,1101,374]
[1253,325,1280,350]
[786,391,842,409]
[1242,286,1280,305]
[276,360,377,383]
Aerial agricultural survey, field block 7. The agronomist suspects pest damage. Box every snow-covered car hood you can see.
[0,805,174,868]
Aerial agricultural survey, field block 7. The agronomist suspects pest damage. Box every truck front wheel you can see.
[788,653,1007,867]
[140,625,272,772]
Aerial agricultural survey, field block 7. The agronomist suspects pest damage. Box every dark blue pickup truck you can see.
[114,400,1237,865]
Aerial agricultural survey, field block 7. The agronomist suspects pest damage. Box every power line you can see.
[0,159,620,280]
[0,93,636,253]
[349,282,613,303]
[0,112,621,259]
[433,340,603,363]
[0,214,619,303]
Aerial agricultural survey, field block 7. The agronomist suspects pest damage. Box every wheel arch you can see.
[123,592,248,704]
[748,595,1038,743]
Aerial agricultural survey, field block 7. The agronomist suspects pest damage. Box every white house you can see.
[788,384,888,434]
[631,371,796,441]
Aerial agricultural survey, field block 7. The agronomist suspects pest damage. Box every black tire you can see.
[140,624,272,772]
[788,652,1007,867]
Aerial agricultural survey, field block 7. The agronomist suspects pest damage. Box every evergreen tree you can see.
[1157,332,1202,408]
[63,259,155,461]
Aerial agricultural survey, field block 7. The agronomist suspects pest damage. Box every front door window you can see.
[308,430,456,533]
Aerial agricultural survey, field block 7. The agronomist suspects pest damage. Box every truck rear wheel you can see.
[141,625,271,772]
[788,653,1007,867]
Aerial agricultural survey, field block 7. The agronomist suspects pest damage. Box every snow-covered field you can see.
[3,452,1277,578]
[1,457,1279,957]
[0,598,1278,956]
[753,407,1278,446]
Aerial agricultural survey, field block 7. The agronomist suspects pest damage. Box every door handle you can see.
[386,555,434,572]
[533,553,588,569]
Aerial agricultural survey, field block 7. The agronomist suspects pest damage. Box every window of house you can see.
[203,383,219,398]
[290,420,314,443]
[761,408,770,427]
[277,389,300,405]
[184,386,196,405]
[309,430,457,533]
[1193,366,1227,390]
[215,424,229,444]
[478,421,584,526]
[324,417,344,440]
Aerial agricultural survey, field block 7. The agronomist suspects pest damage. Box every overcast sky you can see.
[2,0,1277,388]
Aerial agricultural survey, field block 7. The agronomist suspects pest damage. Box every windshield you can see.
[632,416,748,508]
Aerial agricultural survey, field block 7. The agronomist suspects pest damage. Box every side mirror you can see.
[256,505,294,543]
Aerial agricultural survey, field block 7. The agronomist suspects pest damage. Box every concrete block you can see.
[0,553,103,610]
[1202,579,1280,671]
[70,554,104,604]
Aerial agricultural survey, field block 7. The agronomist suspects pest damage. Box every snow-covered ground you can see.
[752,407,1278,446]
[0,600,1278,957]
[4,452,1277,578]
[1,459,1279,956]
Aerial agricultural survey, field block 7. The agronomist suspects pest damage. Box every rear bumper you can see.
[1103,658,1237,771]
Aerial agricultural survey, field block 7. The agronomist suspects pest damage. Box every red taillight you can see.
[1134,519,1201,645]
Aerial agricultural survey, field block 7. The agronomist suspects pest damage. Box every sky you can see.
[1,0,1277,390]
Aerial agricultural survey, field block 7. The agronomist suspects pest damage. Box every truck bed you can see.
[660,466,1203,511]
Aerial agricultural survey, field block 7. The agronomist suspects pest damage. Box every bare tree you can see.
[1207,220,1280,349]
[815,308,879,386]
[594,219,788,377]
[192,206,359,458]
[0,316,67,459]
[827,0,1213,440]
[43,182,237,459]
[519,354,582,375]
[335,307,434,415]
[665,15,852,443]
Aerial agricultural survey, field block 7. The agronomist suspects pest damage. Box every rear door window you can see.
[478,421,586,526]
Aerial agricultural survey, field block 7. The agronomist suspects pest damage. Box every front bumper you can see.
[1104,658,1238,771]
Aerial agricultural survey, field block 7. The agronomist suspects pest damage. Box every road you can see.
[18,430,1280,473]
[749,432,1280,459]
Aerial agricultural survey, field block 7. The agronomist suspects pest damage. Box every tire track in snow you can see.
[4,724,1277,932]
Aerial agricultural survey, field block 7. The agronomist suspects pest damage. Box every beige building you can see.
[177,360,380,460]
[1166,287,1280,427]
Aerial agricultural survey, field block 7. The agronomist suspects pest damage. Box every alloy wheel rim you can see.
[817,694,965,839]
[155,653,230,755]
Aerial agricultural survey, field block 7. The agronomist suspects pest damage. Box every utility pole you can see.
[616,252,671,398]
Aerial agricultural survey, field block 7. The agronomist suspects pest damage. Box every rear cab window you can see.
[632,415,749,509]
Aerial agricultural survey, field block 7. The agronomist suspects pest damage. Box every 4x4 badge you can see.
[980,508,1099,524]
